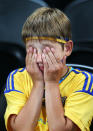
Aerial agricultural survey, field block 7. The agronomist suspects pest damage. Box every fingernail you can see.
[34,48,36,53]
[46,47,50,52]
[42,53,45,58]
[29,47,32,52]
[51,48,55,53]
[43,49,46,53]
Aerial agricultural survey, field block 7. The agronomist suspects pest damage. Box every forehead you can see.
[26,39,59,47]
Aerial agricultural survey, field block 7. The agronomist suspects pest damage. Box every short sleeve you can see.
[64,91,93,131]
[4,69,27,129]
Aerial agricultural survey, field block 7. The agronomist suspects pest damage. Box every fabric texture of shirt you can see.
[4,67,93,131]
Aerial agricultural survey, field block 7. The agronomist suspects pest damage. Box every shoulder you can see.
[9,67,26,75]
[69,67,92,81]
[7,68,27,80]
[60,67,91,84]
[69,67,93,96]
[4,68,27,94]
[60,67,93,95]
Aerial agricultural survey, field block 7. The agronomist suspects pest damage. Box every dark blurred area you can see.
[44,0,73,9]
[0,0,93,131]
[63,0,93,71]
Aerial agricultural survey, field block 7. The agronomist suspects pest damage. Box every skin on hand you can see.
[26,46,44,85]
[26,39,70,85]
[42,47,66,83]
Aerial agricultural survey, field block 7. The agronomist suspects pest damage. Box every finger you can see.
[51,47,62,64]
[43,48,53,67]
[26,49,29,65]
[26,49,31,71]
[31,48,38,69]
[27,47,33,65]
[45,47,57,64]
[42,53,48,70]
[31,48,36,63]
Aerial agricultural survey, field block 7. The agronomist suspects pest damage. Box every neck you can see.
[61,65,69,78]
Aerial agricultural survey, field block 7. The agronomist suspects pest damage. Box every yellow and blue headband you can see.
[25,36,69,44]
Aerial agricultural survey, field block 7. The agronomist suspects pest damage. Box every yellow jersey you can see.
[4,67,93,131]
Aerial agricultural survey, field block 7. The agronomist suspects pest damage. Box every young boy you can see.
[4,7,93,131]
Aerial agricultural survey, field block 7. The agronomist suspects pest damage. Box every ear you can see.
[64,40,73,57]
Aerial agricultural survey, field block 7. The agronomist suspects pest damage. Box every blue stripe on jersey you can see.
[11,69,18,90]
[59,72,70,84]
[72,69,80,74]
[19,68,25,72]
[8,73,11,90]
[6,74,10,90]
[81,72,88,91]
[59,67,74,84]
[88,73,93,92]
[4,68,25,94]
[73,69,93,96]
[4,89,24,94]
[6,71,14,91]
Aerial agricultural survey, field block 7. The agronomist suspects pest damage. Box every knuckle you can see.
[55,65,59,69]
[55,64,62,70]
[49,67,54,72]
[26,66,30,72]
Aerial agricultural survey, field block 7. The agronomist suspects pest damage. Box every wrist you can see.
[32,82,44,96]
[45,81,59,89]
[33,81,44,88]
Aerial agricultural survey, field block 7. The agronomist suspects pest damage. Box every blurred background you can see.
[0,0,93,130]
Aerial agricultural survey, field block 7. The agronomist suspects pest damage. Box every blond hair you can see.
[22,7,72,43]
